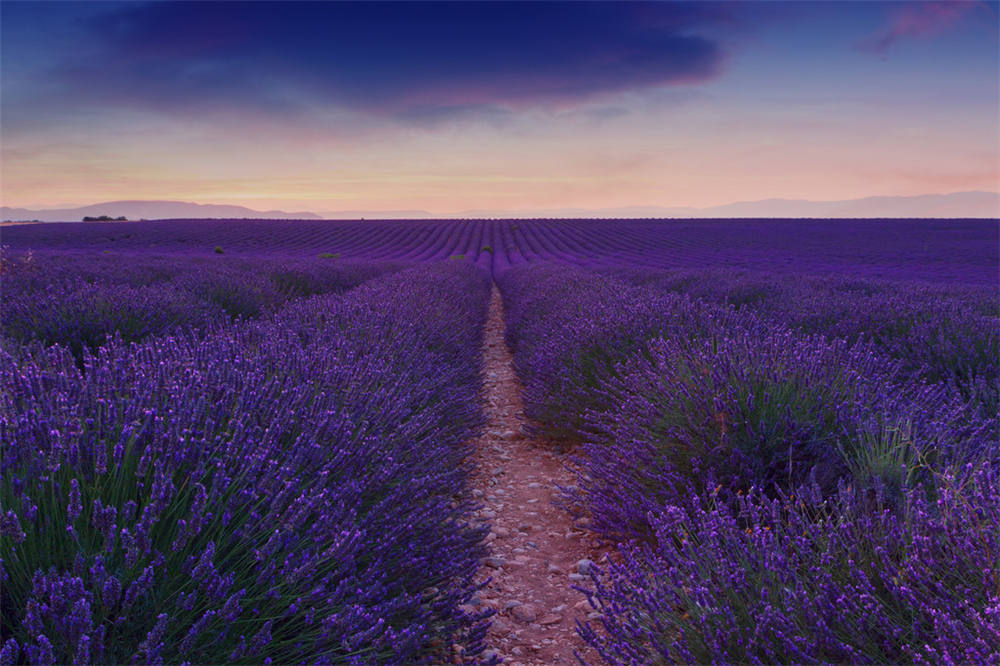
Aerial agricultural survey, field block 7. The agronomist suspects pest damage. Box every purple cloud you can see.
[857,1,985,55]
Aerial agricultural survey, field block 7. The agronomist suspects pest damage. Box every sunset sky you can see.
[2,1,997,214]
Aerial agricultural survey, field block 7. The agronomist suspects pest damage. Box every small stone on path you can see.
[511,604,538,623]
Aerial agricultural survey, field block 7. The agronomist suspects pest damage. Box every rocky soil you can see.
[461,287,609,665]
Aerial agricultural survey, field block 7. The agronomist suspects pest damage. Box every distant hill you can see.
[456,191,1000,219]
[317,209,436,219]
[1,200,322,222]
[700,191,1000,219]
[3,191,996,222]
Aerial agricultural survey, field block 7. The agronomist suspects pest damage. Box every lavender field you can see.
[1,217,998,664]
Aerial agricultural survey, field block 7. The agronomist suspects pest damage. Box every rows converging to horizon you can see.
[2,215,997,663]
[3,217,997,285]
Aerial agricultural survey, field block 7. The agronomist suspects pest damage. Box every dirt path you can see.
[463,287,608,665]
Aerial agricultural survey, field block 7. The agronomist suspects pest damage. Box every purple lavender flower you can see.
[0,510,25,543]
[101,576,121,609]
[27,635,54,666]
[0,639,18,666]
[66,479,82,524]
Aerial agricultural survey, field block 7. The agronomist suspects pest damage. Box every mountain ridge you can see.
[3,191,997,222]
[1,200,322,222]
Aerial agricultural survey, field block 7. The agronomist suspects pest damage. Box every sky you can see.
[1,1,998,214]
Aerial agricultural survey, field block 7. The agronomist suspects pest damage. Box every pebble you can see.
[552,604,567,613]
[501,430,519,440]
[504,600,522,610]
[538,613,562,625]
[511,604,538,623]
[493,527,510,538]
[546,563,562,574]
[484,556,506,569]
[517,523,533,532]
[577,558,595,575]
[527,482,542,488]
[472,488,484,498]
[568,573,587,582]
[482,648,500,661]
[491,619,512,636]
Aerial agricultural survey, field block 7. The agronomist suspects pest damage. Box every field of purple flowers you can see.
[2,217,997,664]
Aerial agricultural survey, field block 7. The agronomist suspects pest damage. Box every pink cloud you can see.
[858,1,984,55]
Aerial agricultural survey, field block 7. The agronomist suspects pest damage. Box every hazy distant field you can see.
[3,217,996,283]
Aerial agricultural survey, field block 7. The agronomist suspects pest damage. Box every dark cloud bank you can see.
[54,1,728,117]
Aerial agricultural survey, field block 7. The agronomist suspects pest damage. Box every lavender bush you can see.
[609,266,999,420]
[1,251,407,361]
[498,264,720,442]
[579,465,1000,664]
[581,321,992,541]
[1,263,494,664]
[1,280,223,362]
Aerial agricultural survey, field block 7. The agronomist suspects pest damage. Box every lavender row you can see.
[607,266,999,419]
[1,250,408,360]
[496,262,998,664]
[1,262,494,664]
